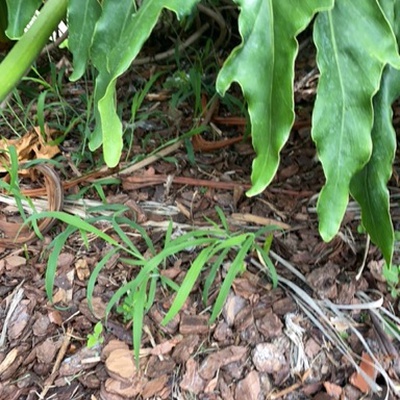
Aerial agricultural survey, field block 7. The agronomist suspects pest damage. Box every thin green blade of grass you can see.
[37,90,47,135]
[6,147,41,237]
[254,224,282,238]
[164,220,174,249]
[131,71,163,119]
[202,247,230,305]
[215,205,230,232]
[189,67,202,115]
[111,218,146,260]
[162,228,222,251]
[78,228,90,249]
[204,215,224,231]
[162,244,218,325]
[87,247,120,311]
[212,233,251,251]
[24,158,63,169]
[262,233,273,253]
[115,217,155,255]
[160,275,180,292]
[119,257,146,267]
[92,183,107,202]
[133,278,147,363]
[146,274,158,311]
[184,138,195,165]
[67,182,122,201]
[255,245,278,287]
[8,146,19,185]
[46,225,77,303]
[106,237,217,317]
[8,146,29,220]
[25,211,121,248]
[210,235,254,323]
[163,233,251,325]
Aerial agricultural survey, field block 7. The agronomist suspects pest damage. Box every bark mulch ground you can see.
[0,35,400,400]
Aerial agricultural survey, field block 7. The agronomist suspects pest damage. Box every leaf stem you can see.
[0,0,67,101]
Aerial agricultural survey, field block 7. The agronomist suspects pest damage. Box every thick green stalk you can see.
[0,0,67,101]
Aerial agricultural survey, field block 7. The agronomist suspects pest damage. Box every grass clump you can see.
[26,206,279,361]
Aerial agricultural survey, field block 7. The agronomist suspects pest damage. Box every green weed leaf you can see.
[87,321,104,348]
[210,235,253,323]
[312,0,400,241]
[162,244,217,325]
[133,279,147,363]
[202,247,230,305]
[25,212,121,247]
[106,236,216,317]
[46,225,77,303]
[87,248,120,311]
[216,0,333,196]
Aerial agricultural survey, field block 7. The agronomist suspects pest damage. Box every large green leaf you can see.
[312,0,400,242]
[216,0,334,196]
[89,0,200,167]
[68,0,102,82]
[349,1,400,266]
[5,0,42,39]
[350,66,400,266]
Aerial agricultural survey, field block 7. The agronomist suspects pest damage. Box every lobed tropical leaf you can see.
[349,2,400,266]
[68,0,102,81]
[312,0,400,241]
[89,0,201,166]
[350,66,400,267]
[5,0,41,39]
[216,0,333,196]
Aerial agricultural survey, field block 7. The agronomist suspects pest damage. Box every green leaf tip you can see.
[90,0,201,167]
[216,0,334,198]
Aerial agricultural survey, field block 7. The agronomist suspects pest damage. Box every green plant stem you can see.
[0,0,67,101]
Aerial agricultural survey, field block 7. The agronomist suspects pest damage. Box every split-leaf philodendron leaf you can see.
[68,0,102,82]
[350,0,400,266]
[5,0,42,39]
[216,0,334,197]
[312,0,400,243]
[89,0,200,167]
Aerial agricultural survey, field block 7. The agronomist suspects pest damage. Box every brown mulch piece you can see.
[1,35,400,400]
